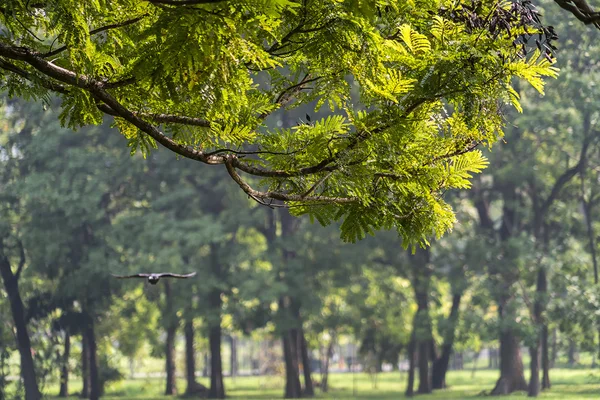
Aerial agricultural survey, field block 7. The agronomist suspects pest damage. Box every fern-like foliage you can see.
[0,0,559,246]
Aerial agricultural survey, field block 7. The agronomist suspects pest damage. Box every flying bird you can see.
[111,272,197,285]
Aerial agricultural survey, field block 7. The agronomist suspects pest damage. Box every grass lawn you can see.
[36,369,600,399]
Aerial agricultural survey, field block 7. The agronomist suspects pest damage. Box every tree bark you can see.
[208,245,225,399]
[164,281,177,396]
[80,334,90,398]
[432,293,462,389]
[184,319,202,396]
[550,329,557,368]
[320,333,335,393]
[528,267,547,397]
[0,248,41,400]
[527,344,540,397]
[405,334,416,397]
[278,210,302,399]
[58,332,70,397]
[410,249,432,395]
[230,335,238,378]
[282,326,302,398]
[490,324,527,395]
[208,324,225,398]
[298,327,314,397]
[417,340,432,394]
[568,339,576,366]
[541,325,550,389]
[84,317,100,400]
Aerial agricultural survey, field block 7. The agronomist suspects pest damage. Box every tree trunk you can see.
[80,335,90,398]
[278,210,302,399]
[541,325,550,389]
[184,319,199,395]
[418,340,432,394]
[58,332,70,397]
[411,249,432,395]
[84,318,100,400]
[0,249,41,400]
[550,329,557,369]
[165,323,177,395]
[320,333,335,393]
[230,335,238,378]
[528,267,547,397]
[298,327,314,397]
[405,335,416,397]
[527,344,540,397]
[164,282,177,396]
[432,293,462,389]
[208,244,225,399]
[208,324,225,398]
[568,339,576,366]
[490,327,527,395]
[282,327,302,398]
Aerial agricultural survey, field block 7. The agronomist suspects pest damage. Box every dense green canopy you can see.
[0,0,557,243]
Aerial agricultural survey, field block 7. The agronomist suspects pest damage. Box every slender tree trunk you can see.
[208,245,225,399]
[528,344,540,397]
[84,317,100,400]
[80,335,90,398]
[411,249,432,395]
[0,253,41,400]
[490,325,527,395]
[568,339,576,366]
[432,293,462,389]
[164,282,177,396]
[184,319,204,396]
[165,323,177,395]
[550,329,557,369]
[58,332,70,397]
[299,327,314,396]
[278,210,302,399]
[405,335,416,397]
[541,325,551,389]
[230,335,238,378]
[203,353,209,377]
[0,250,41,400]
[528,267,547,397]
[320,333,335,393]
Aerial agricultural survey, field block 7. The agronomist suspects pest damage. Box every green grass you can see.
[37,369,600,399]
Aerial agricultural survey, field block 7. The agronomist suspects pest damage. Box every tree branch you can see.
[554,0,600,28]
[148,0,228,5]
[43,15,149,58]
[0,58,68,94]
[224,155,356,204]
[15,239,25,280]
[96,104,210,127]
[538,134,594,221]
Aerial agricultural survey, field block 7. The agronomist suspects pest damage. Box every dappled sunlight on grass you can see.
[43,369,600,399]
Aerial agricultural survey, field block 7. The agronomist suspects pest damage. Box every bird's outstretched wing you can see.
[156,272,197,279]
[111,273,151,279]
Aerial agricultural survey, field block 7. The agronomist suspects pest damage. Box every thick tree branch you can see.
[0,58,68,94]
